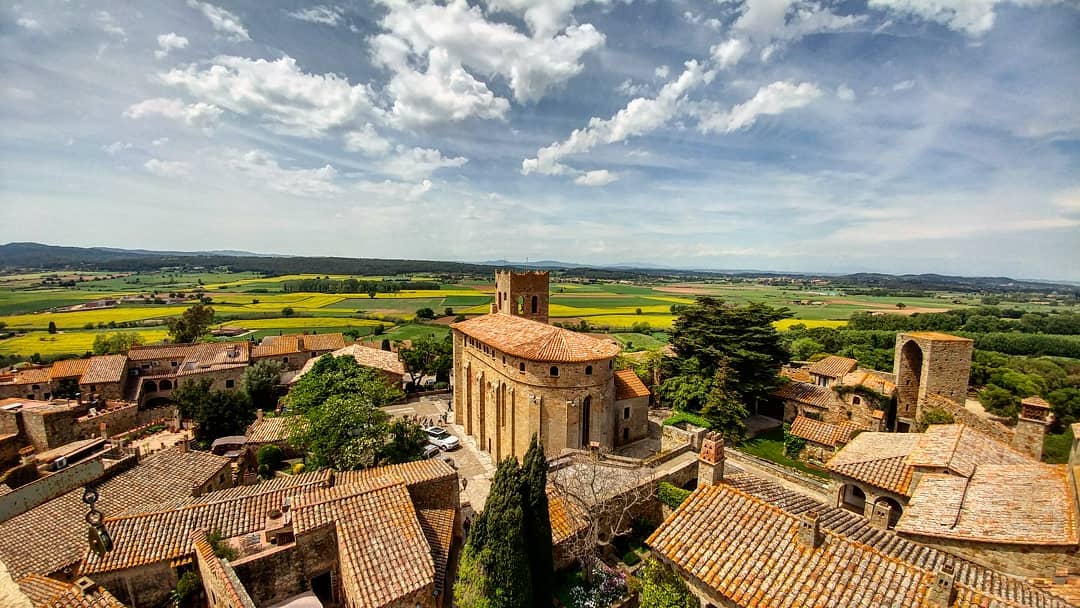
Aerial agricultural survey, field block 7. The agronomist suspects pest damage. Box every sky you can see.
[1,0,1078,280]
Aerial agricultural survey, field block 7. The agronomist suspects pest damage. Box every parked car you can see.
[425,426,460,451]
[423,444,441,459]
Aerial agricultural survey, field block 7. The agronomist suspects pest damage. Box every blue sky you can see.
[1,0,1078,280]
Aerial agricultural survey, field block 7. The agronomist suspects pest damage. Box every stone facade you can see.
[492,269,550,323]
[454,332,617,460]
[894,332,973,430]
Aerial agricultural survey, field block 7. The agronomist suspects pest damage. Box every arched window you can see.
[550,366,559,377]
[609,360,613,369]
[852,395,861,406]
[159,379,173,390]
[519,362,525,373]
[585,365,593,376]
[143,380,158,393]
[531,295,538,313]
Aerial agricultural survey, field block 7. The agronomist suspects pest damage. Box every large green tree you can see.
[289,393,391,470]
[287,354,403,413]
[92,331,143,355]
[242,359,284,409]
[699,363,750,443]
[664,298,790,412]
[167,303,215,343]
[173,378,256,445]
[378,418,429,464]
[398,335,453,387]
[520,436,554,608]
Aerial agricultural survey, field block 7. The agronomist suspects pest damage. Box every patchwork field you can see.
[0,269,983,360]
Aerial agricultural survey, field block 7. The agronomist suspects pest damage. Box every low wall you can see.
[727,448,830,499]
[659,423,706,453]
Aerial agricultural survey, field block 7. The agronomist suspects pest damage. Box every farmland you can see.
[0,268,995,361]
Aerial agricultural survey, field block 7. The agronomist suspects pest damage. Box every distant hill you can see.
[1,242,1075,293]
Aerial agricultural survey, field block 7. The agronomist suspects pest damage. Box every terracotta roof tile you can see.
[252,335,302,358]
[48,359,89,380]
[126,344,198,361]
[335,459,456,489]
[452,314,619,363]
[648,473,1071,608]
[15,367,52,385]
[17,574,70,605]
[779,366,812,383]
[614,370,650,400]
[840,369,897,395]
[547,487,587,546]
[807,355,858,378]
[175,342,250,376]
[0,446,230,580]
[789,416,858,448]
[301,333,347,352]
[79,355,127,385]
[907,424,1033,478]
[417,508,456,595]
[774,380,836,409]
[245,416,295,444]
[898,464,1078,545]
[825,431,922,495]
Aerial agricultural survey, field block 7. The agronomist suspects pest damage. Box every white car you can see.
[423,444,441,459]
[425,426,460,451]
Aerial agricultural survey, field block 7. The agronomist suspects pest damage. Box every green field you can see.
[2,270,1036,361]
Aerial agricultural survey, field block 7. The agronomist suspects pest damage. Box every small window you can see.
[282,357,289,364]
[585,365,593,376]
[852,396,861,406]
[519,363,525,373]
[623,407,630,420]
[531,295,538,313]
[32,384,39,390]
[550,366,559,377]
[171,361,178,367]
[225,379,235,389]
[609,360,613,369]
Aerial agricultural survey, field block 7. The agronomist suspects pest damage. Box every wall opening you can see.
[839,484,866,515]
[585,365,593,376]
[581,396,592,448]
[897,340,924,421]
[875,497,903,528]
[142,380,158,393]
[531,295,538,313]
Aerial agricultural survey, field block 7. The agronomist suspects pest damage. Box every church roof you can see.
[451,314,619,363]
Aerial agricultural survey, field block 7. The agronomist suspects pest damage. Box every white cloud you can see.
[616,79,651,97]
[155,33,189,59]
[486,0,605,38]
[286,5,345,26]
[1053,187,1080,213]
[655,65,670,79]
[16,17,41,31]
[386,47,510,128]
[124,98,223,130]
[102,141,132,155]
[698,81,823,133]
[95,11,126,39]
[160,56,382,137]
[354,178,434,200]
[837,84,856,101]
[187,0,250,41]
[523,60,713,176]
[574,169,618,186]
[343,124,393,156]
[711,38,749,69]
[144,158,190,177]
[892,79,915,91]
[152,137,170,147]
[375,0,605,103]
[375,147,468,180]
[222,149,341,196]
[868,0,992,36]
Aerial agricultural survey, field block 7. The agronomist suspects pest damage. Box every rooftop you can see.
[176,342,250,376]
[806,355,858,378]
[902,331,974,343]
[17,573,125,608]
[48,358,90,380]
[906,424,1032,478]
[788,416,858,448]
[773,380,835,409]
[79,355,127,386]
[291,344,405,383]
[613,369,650,400]
[125,344,198,362]
[825,431,922,495]
[452,314,620,363]
[245,416,296,444]
[647,472,1072,608]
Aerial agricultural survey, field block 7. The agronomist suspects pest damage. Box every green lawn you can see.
[611,332,669,350]
[382,323,450,342]
[739,428,829,479]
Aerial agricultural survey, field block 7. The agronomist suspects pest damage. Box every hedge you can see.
[662,411,711,429]
[658,481,691,509]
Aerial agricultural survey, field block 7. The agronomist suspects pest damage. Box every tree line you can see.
[281,277,440,294]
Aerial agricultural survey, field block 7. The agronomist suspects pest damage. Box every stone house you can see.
[646,437,1073,608]
[824,423,1077,577]
[251,333,346,371]
[787,415,858,463]
[0,355,127,403]
[452,271,649,460]
[289,342,407,388]
[80,459,460,608]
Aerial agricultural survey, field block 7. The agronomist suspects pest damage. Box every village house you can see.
[824,422,1077,577]
[452,271,650,460]
[289,342,407,388]
[776,355,894,432]
[0,353,128,403]
[786,415,858,463]
[646,434,1074,608]
[79,459,460,608]
[251,333,346,370]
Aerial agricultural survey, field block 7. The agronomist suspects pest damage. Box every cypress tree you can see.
[480,458,532,608]
[521,435,554,608]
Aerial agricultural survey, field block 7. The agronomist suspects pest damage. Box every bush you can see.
[662,411,711,429]
[622,550,641,566]
[292,462,306,475]
[658,481,691,509]
[172,571,201,603]
[782,424,806,458]
[257,444,284,476]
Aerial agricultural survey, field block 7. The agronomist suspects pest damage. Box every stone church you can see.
[451,271,650,461]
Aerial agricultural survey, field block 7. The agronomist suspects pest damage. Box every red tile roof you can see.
[252,335,302,358]
[825,431,921,495]
[789,416,858,448]
[417,508,456,596]
[301,333,347,352]
[17,573,125,608]
[452,314,619,363]
[907,424,1032,478]
[79,355,127,385]
[245,416,296,444]
[807,355,857,378]
[774,380,835,408]
[291,345,405,383]
[648,474,1072,608]
[126,344,198,361]
[613,370,649,400]
[48,359,90,380]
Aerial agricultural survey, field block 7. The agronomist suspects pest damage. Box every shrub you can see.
[257,444,284,478]
[916,407,955,431]
[658,481,691,509]
[782,424,806,458]
[662,411,711,429]
[292,462,306,475]
[622,550,641,566]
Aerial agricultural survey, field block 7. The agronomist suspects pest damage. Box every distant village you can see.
[0,271,1076,608]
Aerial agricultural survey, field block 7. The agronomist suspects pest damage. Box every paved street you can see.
[385,394,496,511]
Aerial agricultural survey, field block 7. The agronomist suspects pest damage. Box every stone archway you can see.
[159,379,173,391]
[896,339,924,424]
[142,380,158,393]
[581,395,592,448]
[874,496,903,529]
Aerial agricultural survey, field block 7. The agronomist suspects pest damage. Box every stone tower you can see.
[1014,396,1051,460]
[492,270,550,324]
[894,332,973,432]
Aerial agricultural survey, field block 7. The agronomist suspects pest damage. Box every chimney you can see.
[179,438,189,452]
[256,408,264,422]
[926,563,956,607]
[870,501,893,530]
[1014,396,1052,460]
[698,432,725,487]
[99,421,108,439]
[798,511,824,549]
[73,577,96,596]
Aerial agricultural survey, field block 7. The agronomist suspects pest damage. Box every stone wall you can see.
[894,333,973,427]
[0,433,21,469]
[75,403,138,440]
[660,423,704,453]
[453,329,622,460]
[896,532,1080,579]
[95,561,178,608]
[193,530,257,608]
[232,543,310,606]
[79,381,123,402]
[21,407,77,451]
[614,396,649,446]
[493,270,550,323]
